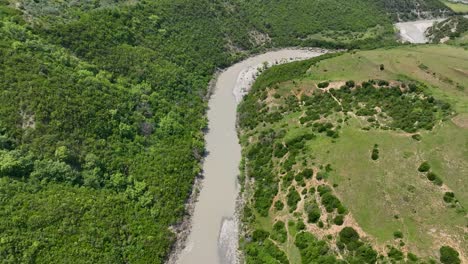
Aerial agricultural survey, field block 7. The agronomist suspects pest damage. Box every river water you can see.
[176,49,326,264]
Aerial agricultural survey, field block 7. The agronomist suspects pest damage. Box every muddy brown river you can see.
[176,49,327,264]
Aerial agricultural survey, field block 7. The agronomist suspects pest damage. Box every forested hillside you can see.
[0,0,443,262]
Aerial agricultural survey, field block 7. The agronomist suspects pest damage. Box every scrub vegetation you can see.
[238,45,467,263]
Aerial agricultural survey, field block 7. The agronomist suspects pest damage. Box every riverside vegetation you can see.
[238,45,467,263]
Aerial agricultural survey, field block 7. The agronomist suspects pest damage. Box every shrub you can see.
[427,172,437,181]
[336,241,345,250]
[274,200,284,211]
[271,221,287,243]
[339,227,359,245]
[318,81,330,88]
[355,244,378,263]
[252,229,269,242]
[309,187,316,194]
[443,192,455,203]
[346,80,355,88]
[387,247,404,261]
[295,173,304,183]
[440,246,461,264]
[301,168,314,179]
[321,192,342,213]
[297,220,306,231]
[316,171,327,181]
[371,147,379,161]
[412,134,422,141]
[317,185,332,196]
[287,187,301,212]
[393,231,403,239]
[295,232,336,263]
[318,221,324,228]
[307,207,321,223]
[333,215,344,226]
[337,205,347,214]
[31,159,80,184]
[380,64,385,71]
[377,80,389,86]
[407,252,418,261]
[418,162,430,172]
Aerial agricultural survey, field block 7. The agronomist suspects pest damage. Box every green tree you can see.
[440,246,461,264]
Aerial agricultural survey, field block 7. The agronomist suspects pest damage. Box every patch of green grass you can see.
[307,124,466,256]
[441,0,468,13]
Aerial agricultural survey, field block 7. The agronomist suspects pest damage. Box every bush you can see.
[407,252,419,261]
[318,221,324,228]
[440,246,461,264]
[31,159,80,184]
[339,227,360,245]
[309,187,316,194]
[387,246,404,261]
[337,205,347,214]
[307,207,321,223]
[418,161,430,172]
[412,134,422,141]
[271,221,287,243]
[427,172,437,181]
[287,187,301,212]
[321,192,343,213]
[316,171,327,181]
[443,192,455,203]
[252,229,270,242]
[297,220,306,231]
[371,146,379,161]
[333,215,344,226]
[317,185,332,196]
[295,232,336,263]
[355,244,378,263]
[346,80,355,88]
[301,168,314,179]
[274,200,284,211]
[393,231,403,239]
[318,82,330,88]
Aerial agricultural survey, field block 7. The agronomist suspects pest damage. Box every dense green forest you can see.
[0,0,401,262]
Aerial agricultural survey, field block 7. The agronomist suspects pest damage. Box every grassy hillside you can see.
[238,45,467,263]
[0,0,399,262]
